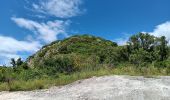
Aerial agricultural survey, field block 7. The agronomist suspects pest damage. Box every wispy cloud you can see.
[0,35,40,53]
[32,0,84,18]
[0,35,41,65]
[11,17,70,43]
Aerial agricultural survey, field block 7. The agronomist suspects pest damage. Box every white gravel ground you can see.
[1,75,170,100]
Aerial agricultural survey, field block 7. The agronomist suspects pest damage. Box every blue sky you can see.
[1,0,170,65]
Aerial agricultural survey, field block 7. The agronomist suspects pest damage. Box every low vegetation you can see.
[0,33,170,91]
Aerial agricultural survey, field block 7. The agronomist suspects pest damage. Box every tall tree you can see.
[127,33,169,64]
[10,58,16,68]
[159,36,168,61]
[16,58,23,66]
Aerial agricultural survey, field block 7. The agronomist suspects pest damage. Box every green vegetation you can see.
[0,33,170,91]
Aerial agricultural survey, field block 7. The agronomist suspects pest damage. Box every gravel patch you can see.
[1,75,170,100]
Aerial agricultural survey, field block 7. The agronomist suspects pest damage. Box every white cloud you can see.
[32,0,83,18]
[0,35,41,66]
[150,21,170,43]
[114,21,170,45]
[0,35,41,53]
[114,38,128,46]
[11,17,70,43]
[113,33,131,46]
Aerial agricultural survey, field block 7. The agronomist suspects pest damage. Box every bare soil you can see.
[1,75,170,100]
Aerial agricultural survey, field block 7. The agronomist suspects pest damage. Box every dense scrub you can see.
[0,33,170,91]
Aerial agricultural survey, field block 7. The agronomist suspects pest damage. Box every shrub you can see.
[154,61,167,68]
[43,55,75,74]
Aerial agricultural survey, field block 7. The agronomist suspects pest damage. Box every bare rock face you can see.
[1,75,170,100]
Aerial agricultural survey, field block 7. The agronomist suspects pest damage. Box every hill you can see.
[27,33,170,76]
[27,34,121,74]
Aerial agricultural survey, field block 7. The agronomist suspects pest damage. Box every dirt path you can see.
[1,75,170,100]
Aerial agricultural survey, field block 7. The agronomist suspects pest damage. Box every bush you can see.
[154,61,167,68]
[43,55,75,74]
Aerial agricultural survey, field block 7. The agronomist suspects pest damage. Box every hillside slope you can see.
[1,75,170,100]
[27,35,119,72]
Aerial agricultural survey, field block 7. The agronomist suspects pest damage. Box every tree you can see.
[158,36,168,61]
[128,33,155,52]
[127,33,169,65]
[128,34,140,50]
[10,58,23,71]
[16,58,23,66]
[10,58,16,68]
[129,48,151,66]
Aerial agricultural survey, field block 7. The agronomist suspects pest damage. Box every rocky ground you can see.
[1,75,170,100]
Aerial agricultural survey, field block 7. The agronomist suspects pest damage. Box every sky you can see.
[0,0,170,65]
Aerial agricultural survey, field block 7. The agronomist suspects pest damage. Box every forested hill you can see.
[27,34,119,72]
[27,33,169,74]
